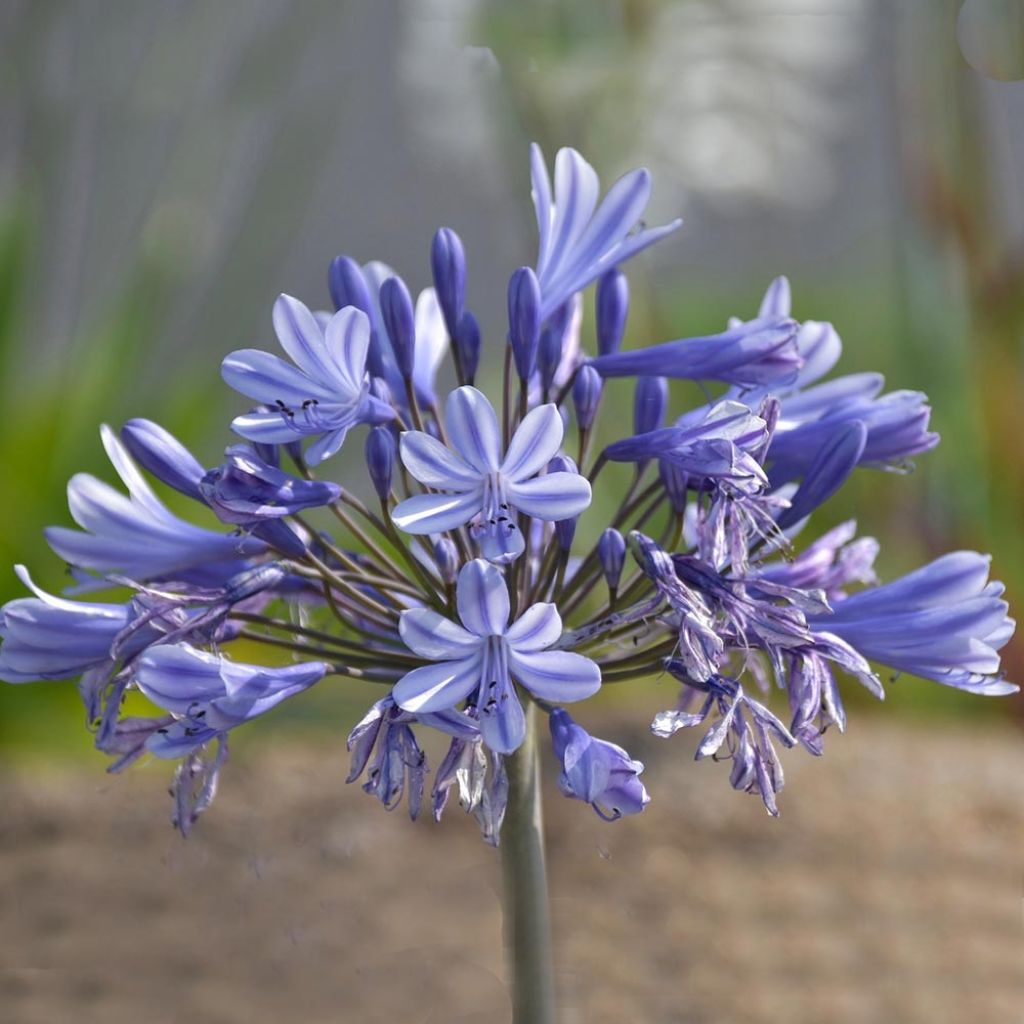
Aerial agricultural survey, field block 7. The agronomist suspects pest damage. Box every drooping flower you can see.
[0,565,137,685]
[549,708,649,820]
[134,643,328,756]
[653,669,798,816]
[391,386,591,563]
[808,552,1017,696]
[346,695,479,820]
[221,297,393,464]
[45,425,264,587]
[530,144,682,319]
[392,560,601,753]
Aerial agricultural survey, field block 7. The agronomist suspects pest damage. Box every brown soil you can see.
[1,716,1020,1024]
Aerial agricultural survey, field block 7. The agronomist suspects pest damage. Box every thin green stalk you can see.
[501,702,556,1024]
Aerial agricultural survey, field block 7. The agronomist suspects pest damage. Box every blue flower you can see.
[391,386,591,563]
[199,444,342,557]
[549,709,649,820]
[530,144,681,319]
[134,643,328,756]
[590,317,801,388]
[0,565,133,684]
[605,401,770,497]
[809,552,1017,696]
[45,426,264,587]
[221,296,393,464]
[392,559,601,753]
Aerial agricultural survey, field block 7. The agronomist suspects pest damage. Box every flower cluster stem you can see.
[501,702,557,1024]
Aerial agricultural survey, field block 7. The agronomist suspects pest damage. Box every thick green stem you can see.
[501,703,556,1024]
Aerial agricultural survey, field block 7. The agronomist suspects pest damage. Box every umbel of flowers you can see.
[2,145,1015,840]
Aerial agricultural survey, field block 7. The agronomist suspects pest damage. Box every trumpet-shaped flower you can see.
[222,296,393,465]
[809,552,1017,696]
[393,560,601,753]
[391,386,591,563]
[45,426,264,587]
[135,643,328,757]
[530,145,681,319]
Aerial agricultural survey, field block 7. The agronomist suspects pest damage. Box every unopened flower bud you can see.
[454,310,481,382]
[328,255,373,314]
[379,276,416,380]
[430,227,466,337]
[365,426,396,501]
[508,266,541,381]
[634,376,668,435]
[572,365,603,430]
[596,269,628,356]
[433,538,459,586]
[598,528,626,590]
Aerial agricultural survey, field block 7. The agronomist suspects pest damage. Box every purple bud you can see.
[454,311,481,382]
[430,227,466,337]
[365,426,396,500]
[634,376,668,435]
[598,528,626,590]
[572,365,603,429]
[433,538,459,586]
[379,276,416,380]
[121,419,205,502]
[508,266,541,381]
[596,269,628,356]
[548,455,580,551]
[537,300,574,394]
[659,460,689,515]
[328,255,373,314]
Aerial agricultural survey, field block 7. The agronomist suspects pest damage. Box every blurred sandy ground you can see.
[1,708,1020,1024]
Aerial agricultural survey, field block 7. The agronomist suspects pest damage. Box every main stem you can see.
[501,702,556,1024]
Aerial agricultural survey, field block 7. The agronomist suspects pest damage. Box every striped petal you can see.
[508,648,601,702]
[391,490,481,534]
[456,559,509,637]
[392,654,483,714]
[399,607,482,659]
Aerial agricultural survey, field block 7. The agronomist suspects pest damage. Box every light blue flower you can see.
[549,709,649,821]
[135,643,328,757]
[530,144,682,320]
[392,386,591,563]
[221,295,393,464]
[809,552,1017,696]
[392,559,601,754]
[45,426,263,587]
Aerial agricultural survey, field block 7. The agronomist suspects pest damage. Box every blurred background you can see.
[1,1,1021,1022]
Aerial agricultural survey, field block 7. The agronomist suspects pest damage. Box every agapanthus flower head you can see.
[2,140,1015,841]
